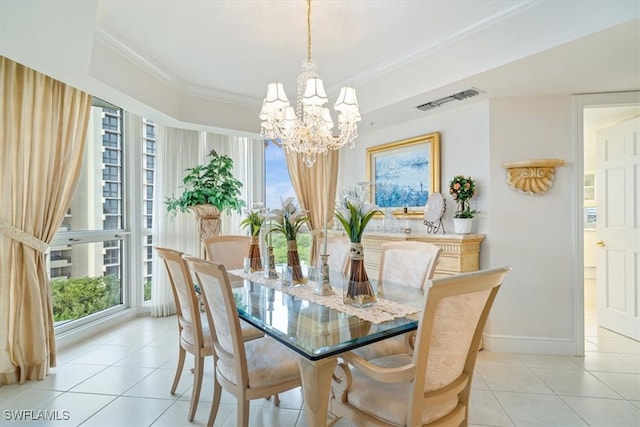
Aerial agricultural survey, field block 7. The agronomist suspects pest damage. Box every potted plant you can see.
[240,206,265,272]
[449,175,477,234]
[165,149,245,240]
[269,197,309,284]
[334,186,381,307]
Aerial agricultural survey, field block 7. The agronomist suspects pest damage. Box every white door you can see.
[596,117,640,340]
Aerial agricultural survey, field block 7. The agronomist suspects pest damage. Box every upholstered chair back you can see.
[203,235,251,270]
[408,266,511,424]
[327,235,350,275]
[156,247,201,338]
[187,258,247,384]
[378,241,441,290]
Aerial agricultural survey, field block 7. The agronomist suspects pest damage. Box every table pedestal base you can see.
[298,356,338,427]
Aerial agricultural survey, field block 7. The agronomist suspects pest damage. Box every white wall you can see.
[340,100,491,247]
[340,95,580,355]
[486,95,576,355]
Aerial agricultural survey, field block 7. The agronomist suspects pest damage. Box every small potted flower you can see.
[334,186,381,307]
[240,206,265,271]
[269,197,309,284]
[449,175,477,234]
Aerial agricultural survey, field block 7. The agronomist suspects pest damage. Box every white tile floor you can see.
[1,283,639,427]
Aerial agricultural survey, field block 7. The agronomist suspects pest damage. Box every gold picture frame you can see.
[366,132,440,216]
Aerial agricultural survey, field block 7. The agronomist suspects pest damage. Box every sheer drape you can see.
[285,150,339,265]
[205,134,263,235]
[0,57,92,385]
[151,130,262,317]
[150,127,200,317]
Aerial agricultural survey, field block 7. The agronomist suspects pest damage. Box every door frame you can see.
[572,91,640,356]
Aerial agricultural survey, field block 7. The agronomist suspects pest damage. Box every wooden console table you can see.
[361,232,485,279]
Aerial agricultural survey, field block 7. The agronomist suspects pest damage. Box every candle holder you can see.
[314,254,334,296]
[264,246,279,279]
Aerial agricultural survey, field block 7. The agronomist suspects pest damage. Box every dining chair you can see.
[315,234,351,276]
[378,241,442,290]
[155,247,263,422]
[354,241,442,360]
[331,266,511,427]
[185,256,302,427]
[202,235,251,270]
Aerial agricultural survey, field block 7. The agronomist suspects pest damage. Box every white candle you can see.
[323,218,328,255]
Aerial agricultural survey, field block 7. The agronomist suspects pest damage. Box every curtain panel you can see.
[151,127,200,317]
[151,130,262,317]
[285,150,339,265]
[0,57,92,385]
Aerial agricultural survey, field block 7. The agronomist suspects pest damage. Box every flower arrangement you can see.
[240,207,265,236]
[269,197,309,283]
[269,197,309,241]
[334,186,381,307]
[334,187,381,243]
[240,206,266,271]
[449,175,477,218]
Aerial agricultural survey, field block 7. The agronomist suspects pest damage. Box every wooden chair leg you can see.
[238,400,250,427]
[171,347,186,395]
[206,379,222,427]
[188,355,205,421]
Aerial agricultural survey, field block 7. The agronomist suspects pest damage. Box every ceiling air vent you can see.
[416,88,481,111]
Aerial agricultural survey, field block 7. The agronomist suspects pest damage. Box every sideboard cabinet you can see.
[361,232,485,279]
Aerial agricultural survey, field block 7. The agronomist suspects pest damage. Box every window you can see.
[142,119,156,301]
[264,142,311,264]
[49,101,161,328]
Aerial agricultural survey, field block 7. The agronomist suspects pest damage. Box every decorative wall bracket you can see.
[502,159,565,195]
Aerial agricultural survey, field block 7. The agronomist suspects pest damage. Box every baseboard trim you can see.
[483,334,579,356]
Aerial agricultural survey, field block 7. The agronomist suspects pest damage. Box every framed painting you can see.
[366,132,440,215]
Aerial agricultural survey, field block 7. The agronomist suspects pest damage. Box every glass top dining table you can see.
[227,267,424,426]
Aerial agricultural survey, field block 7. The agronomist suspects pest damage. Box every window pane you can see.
[264,143,310,263]
[59,106,123,234]
[103,132,118,147]
[48,240,123,327]
[51,100,125,328]
[143,236,152,301]
[142,119,156,302]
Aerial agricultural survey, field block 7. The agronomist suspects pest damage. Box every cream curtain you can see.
[285,150,339,265]
[0,57,92,385]
[151,127,200,317]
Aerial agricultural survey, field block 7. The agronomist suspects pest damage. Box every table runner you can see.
[228,269,419,324]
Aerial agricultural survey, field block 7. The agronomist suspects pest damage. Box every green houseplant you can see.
[165,149,245,216]
[165,149,245,240]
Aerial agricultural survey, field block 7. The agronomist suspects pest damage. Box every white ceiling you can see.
[1,0,639,134]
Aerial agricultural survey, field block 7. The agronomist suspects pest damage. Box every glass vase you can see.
[344,242,377,307]
[248,235,262,272]
[287,240,306,284]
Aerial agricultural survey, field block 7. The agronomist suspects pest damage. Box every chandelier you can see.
[259,0,361,167]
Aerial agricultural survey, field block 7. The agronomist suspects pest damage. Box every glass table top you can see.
[228,270,423,361]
